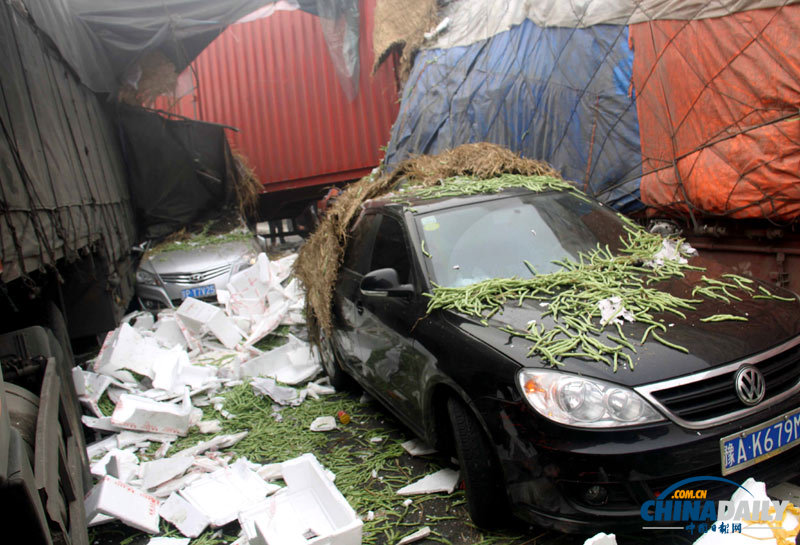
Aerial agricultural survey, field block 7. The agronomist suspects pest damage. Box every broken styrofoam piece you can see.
[111,389,195,436]
[90,448,139,482]
[257,463,283,482]
[73,366,112,400]
[84,475,160,534]
[172,431,249,459]
[159,492,210,538]
[242,300,289,347]
[177,298,242,349]
[401,439,436,457]
[269,253,297,283]
[310,416,337,432]
[241,334,321,385]
[197,420,223,434]
[122,310,156,332]
[151,472,204,499]
[147,538,190,545]
[141,455,194,490]
[597,296,635,326]
[238,501,273,545]
[305,380,336,399]
[645,238,697,268]
[82,415,121,432]
[88,512,117,527]
[154,316,189,349]
[253,453,362,545]
[398,526,432,545]
[251,377,307,406]
[179,458,276,527]
[584,533,617,545]
[397,468,460,496]
[94,323,184,381]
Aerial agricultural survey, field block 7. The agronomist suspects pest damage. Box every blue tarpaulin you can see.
[384,19,644,212]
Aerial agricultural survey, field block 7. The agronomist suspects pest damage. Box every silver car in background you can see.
[135,233,264,310]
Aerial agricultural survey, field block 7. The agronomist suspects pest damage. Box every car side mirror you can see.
[360,268,414,298]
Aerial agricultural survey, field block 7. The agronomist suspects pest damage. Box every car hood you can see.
[449,265,800,388]
[142,239,257,275]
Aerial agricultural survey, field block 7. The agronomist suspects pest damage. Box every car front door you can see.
[354,213,429,429]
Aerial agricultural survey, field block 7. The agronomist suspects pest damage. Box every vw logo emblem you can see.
[734,365,766,406]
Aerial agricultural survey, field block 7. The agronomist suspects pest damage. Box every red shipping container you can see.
[159,0,398,202]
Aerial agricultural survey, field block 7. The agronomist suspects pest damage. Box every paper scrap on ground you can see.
[397,468,460,495]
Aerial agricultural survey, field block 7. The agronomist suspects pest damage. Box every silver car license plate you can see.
[180,284,217,299]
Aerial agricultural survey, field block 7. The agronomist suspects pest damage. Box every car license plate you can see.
[721,407,800,475]
[180,284,216,299]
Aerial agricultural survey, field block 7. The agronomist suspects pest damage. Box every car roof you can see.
[362,186,577,216]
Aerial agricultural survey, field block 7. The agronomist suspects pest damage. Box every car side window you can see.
[369,215,412,284]
[343,214,379,274]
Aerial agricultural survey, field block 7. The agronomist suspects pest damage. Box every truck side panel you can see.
[0,1,136,284]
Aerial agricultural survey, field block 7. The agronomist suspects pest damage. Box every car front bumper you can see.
[481,393,800,533]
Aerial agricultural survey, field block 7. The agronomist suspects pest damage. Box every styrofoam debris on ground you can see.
[197,419,223,434]
[90,448,139,482]
[310,416,337,432]
[251,453,362,545]
[82,415,121,432]
[172,431,249,458]
[397,468,460,495]
[397,526,431,545]
[179,458,278,527]
[584,533,617,545]
[251,377,307,406]
[111,389,197,436]
[85,475,160,534]
[147,537,190,545]
[401,439,436,457]
[73,366,112,416]
[141,455,194,490]
[159,492,210,538]
[177,297,243,349]
[240,334,321,385]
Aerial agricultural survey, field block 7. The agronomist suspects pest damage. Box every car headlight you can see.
[517,369,664,428]
[135,269,159,286]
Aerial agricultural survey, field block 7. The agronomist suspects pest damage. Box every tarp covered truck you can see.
[377,0,800,293]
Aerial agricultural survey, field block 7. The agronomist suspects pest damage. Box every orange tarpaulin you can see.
[630,5,800,221]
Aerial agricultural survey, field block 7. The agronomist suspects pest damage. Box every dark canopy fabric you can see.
[22,0,321,92]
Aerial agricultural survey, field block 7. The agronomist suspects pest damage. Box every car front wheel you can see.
[448,397,510,529]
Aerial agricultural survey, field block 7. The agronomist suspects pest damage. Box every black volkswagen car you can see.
[318,186,800,532]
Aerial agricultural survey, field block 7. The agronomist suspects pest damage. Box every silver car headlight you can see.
[517,369,664,428]
[136,269,159,286]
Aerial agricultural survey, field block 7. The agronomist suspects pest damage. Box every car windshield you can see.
[416,192,627,287]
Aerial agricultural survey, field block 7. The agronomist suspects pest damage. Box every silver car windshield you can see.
[416,192,627,287]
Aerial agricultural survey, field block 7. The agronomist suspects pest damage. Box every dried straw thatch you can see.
[294,143,560,346]
[232,151,262,219]
[118,51,179,107]
[372,0,440,85]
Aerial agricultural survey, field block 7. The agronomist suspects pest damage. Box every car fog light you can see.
[583,485,608,506]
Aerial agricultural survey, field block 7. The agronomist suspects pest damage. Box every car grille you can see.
[159,264,232,284]
[637,336,800,428]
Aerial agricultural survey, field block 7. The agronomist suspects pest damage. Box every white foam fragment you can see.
[597,296,635,326]
[111,389,195,436]
[197,420,223,434]
[584,533,617,545]
[177,297,243,349]
[141,456,194,490]
[401,439,436,457]
[251,377,307,406]
[240,334,321,385]
[310,416,337,432]
[90,448,139,482]
[147,538,189,545]
[84,475,160,534]
[159,492,210,538]
[154,316,189,349]
[179,458,275,527]
[257,463,283,482]
[82,415,121,432]
[398,526,431,545]
[94,323,183,381]
[397,468,460,495]
[172,431,248,460]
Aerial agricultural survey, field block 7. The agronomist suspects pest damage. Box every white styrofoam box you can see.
[154,317,189,349]
[176,298,242,349]
[84,476,160,534]
[179,458,275,527]
[111,389,194,436]
[253,453,362,545]
[229,297,268,319]
[240,334,321,385]
[159,492,210,538]
[228,258,271,299]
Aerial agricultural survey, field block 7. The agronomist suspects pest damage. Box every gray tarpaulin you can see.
[21,0,350,93]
